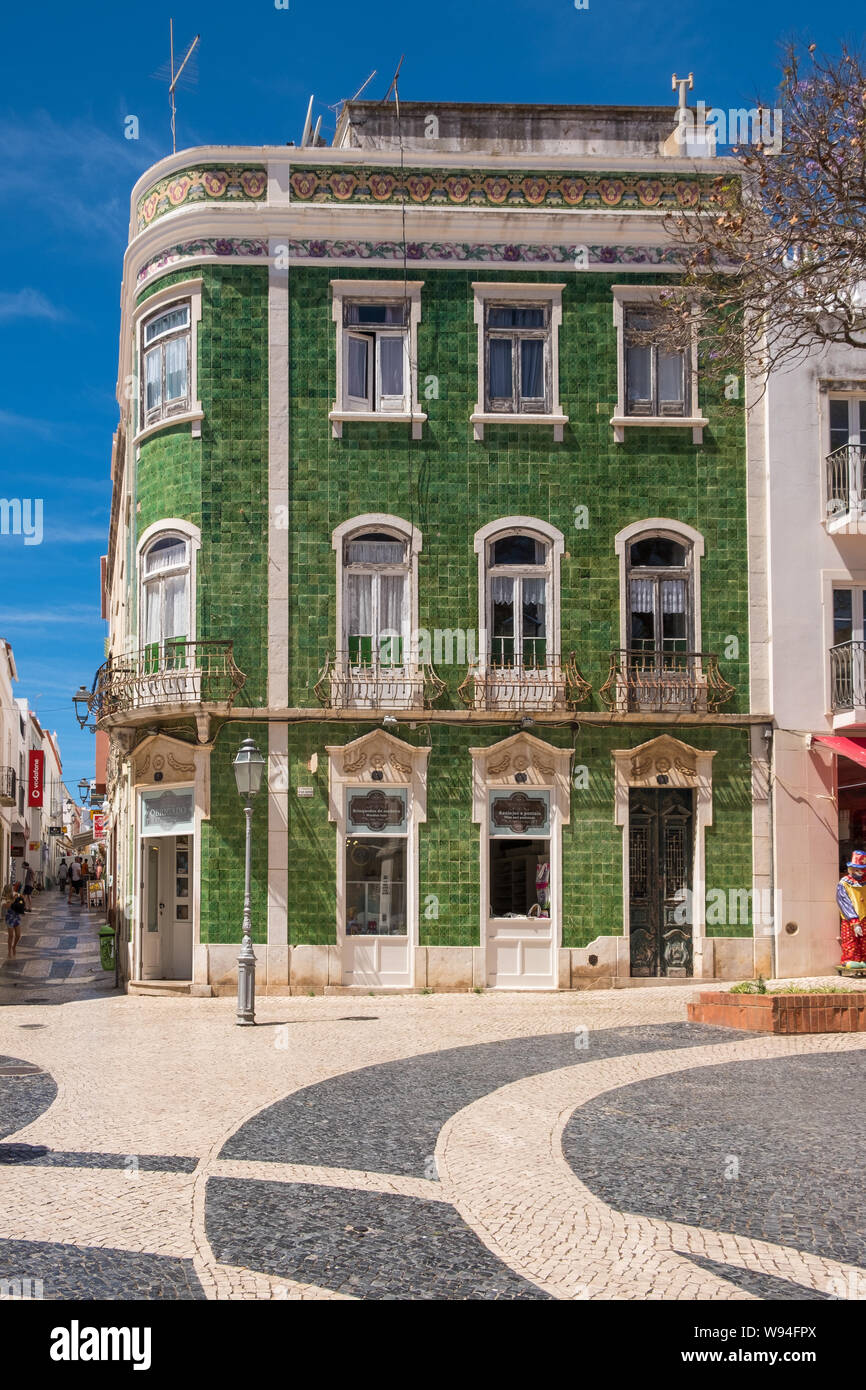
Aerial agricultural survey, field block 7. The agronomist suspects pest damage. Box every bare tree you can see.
[662,41,866,392]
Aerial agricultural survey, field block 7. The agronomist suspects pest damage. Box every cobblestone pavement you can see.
[1,891,865,1300]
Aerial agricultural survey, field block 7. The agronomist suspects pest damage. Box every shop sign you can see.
[27,750,44,807]
[141,788,195,838]
[91,814,106,842]
[488,790,551,837]
[346,787,408,836]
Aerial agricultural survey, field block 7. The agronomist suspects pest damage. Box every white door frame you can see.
[470,732,572,990]
[327,729,430,988]
[612,733,715,978]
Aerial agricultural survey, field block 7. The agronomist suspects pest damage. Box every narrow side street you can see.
[0,884,118,1006]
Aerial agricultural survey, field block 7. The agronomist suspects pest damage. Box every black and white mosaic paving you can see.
[563,1051,866,1271]
[0,1055,57,1140]
[206,1178,551,1300]
[0,1237,206,1300]
[221,1022,743,1176]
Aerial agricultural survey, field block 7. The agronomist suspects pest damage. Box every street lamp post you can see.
[232,737,266,1026]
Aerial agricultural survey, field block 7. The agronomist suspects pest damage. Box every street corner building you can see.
[87,97,803,997]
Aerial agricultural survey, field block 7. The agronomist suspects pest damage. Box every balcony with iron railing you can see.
[830,641,866,715]
[87,640,246,729]
[458,645,591,712]
[600,647,735,713]
[0,766,15,806]
[825,444,866,532]
[315,651,446,710]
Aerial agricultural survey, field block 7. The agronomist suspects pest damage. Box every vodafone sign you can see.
[28,750,44,807]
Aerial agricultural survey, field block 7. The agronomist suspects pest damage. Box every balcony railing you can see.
[0,765,15,806]
[599,649,735,713]
[89,641,246,723]
[831,641,866,711]
[458,653,591,712]
[314,653,446,710]
[826,444,866,522]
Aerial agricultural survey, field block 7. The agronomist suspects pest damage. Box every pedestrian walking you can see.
[80,857,90,906]
[22,862,34,912]
[67,856,82,905]
[5,882,25,957]
[58,858,68,892]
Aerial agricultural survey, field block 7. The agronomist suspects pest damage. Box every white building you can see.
[0,641,22,884]
[757,343,866,974]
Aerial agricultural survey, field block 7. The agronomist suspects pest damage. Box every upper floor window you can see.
[626,534,693,656]
[611,288,706,443]
[484,303,550,414]
[344,529,410,669]
[486,531,551,669]
[471,284,567,441]
[344,301,410,413]
[141,534,191,654]
[624,308,689,417]
[330,281,426,438]
[141,303,191,429]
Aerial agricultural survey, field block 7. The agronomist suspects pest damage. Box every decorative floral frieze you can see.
[137,238,269,286]
[289,167,707,211]
[137,236,678,285]
[136,166,268,231]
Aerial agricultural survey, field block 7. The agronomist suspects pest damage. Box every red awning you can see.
[812,735,866,770]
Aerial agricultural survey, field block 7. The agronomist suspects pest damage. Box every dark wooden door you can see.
[628,788,694,977]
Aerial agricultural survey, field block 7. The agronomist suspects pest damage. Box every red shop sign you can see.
[28,749,44,807]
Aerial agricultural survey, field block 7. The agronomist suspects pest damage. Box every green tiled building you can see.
[93,100,772,994]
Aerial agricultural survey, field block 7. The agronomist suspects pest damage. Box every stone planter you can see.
[688,990,866,1034]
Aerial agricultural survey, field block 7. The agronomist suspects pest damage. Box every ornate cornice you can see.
[289,166,707,211]
[136,235,679,287]
[136,165,268,232]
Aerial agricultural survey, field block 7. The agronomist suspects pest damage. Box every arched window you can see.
[485,530,552,669]
[141,533,191,658]
[625,531,694,657]
[343,527,410,670]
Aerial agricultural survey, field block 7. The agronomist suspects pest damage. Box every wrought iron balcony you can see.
[825,444,866,525]
[600,649,735,713]
[831,641,866,711]
[0,765,15,806]
[458,653,591,712]
[314,653,446,710]
[87,640,246,726]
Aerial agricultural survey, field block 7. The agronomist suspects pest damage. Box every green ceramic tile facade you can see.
[201,721,269,945]
[135,266,269,709]
[131,259,755,955]
[274,721,752,949]
[288,267,749,710]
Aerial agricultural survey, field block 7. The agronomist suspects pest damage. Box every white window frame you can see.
[824,572,866,722]
[611,286,707,444]
[471,283,568,441]
[137,519,201,650]
[132,278,203,446]
[614,519,704,653]
[330,281,427,439]
[332,514,422,672]
[823,389,866,530]
[474,518,564,672]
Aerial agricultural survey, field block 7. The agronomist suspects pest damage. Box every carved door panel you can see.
[629,788,694,977]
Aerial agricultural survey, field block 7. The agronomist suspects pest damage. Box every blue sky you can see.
[0,0,859,789]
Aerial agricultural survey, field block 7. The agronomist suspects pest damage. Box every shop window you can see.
[345,837,407,936]
[489,839,551,918]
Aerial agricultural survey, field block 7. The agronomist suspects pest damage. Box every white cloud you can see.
[0,289,66,322]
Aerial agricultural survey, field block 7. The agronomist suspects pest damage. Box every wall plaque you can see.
[346,788,408,835]
[141,788,195,837]
[488,790,550,837]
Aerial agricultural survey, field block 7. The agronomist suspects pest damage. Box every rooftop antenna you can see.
[382,55,405,104]
[300,94,314,147]
[168,20,200,154]
[671,72,694,109]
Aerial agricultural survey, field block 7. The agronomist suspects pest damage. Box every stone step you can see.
[128,980,192,997]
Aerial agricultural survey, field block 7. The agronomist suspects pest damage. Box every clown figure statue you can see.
[836,849,866,966]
